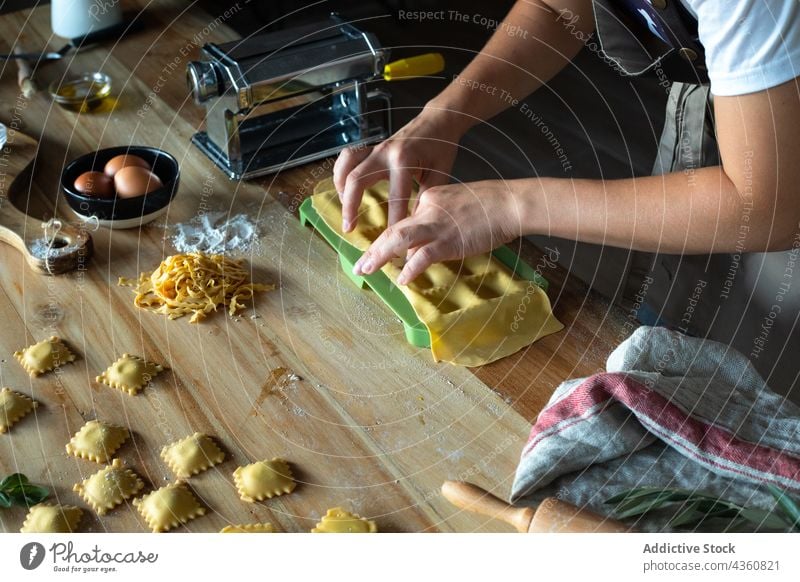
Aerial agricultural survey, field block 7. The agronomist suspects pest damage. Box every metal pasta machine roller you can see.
[187,16,444,180]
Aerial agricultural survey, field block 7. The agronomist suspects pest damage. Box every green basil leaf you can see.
[684,516,751,533]
[737,508,792,531]
[610,486,800,532]
[0,476,49,507]
[6,489,32,506]
[668,500,706,527]
[21,485,49,505]
[693,499,745,515]
[768,486,800,531]
[670,506,750,531]
[0,492,11,508]
[0,473,29,491]
[613,491,697,519]
[604,487,663,504]
[606,488,698,513]
[605,487,690,505]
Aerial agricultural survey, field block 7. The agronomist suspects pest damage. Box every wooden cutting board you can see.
[0,2,535,533]
[0,129,92,274]
[0,0,627,533]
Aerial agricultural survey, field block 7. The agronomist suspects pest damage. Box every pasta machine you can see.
[187,16,444,180]
[187,17,391,180]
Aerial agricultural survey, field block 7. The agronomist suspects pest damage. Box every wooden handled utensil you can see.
[13,46,38,98]
[0,128,92,274]
[442,480,631,533]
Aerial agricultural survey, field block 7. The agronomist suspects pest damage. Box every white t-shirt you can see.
[681,0,800,95]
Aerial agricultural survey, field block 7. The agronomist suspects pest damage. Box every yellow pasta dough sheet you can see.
[310,178,564,366]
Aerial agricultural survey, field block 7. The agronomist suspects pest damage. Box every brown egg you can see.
[104,154,150,176]
[74,171,114,198]
[114,166,163,198]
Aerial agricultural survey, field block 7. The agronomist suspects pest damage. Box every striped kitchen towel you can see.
[511,326,800,531]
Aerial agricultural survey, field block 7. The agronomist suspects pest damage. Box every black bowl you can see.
[61,146,179,226]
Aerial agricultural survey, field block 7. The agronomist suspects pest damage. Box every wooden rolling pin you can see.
[442,481,631,533]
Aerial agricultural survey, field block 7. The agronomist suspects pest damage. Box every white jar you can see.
[51,0,123,40]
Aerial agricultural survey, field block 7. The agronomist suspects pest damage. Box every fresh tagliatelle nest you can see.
[120,252,274,323]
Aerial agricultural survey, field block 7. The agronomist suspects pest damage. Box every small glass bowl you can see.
[49,72,112,112]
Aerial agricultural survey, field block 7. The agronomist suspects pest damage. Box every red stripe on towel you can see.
[524,373,800,486]
[526,373,614,446]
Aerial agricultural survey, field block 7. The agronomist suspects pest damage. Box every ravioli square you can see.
[96,353,164,395]
[73,458,144,515]
[0,387,38,433]
[133,481,206,532]
[311,507,378,533]
[161,433,225,478]
[220,522,275,533]
[65,419,130,463]
[20,504,83,533]
[14,336,76,377]
[233,458,296,502]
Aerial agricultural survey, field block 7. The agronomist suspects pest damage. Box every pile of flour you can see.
[169,211,261,254]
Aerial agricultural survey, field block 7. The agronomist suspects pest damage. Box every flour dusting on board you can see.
[29,238,77,260]
[169,212,261,254]
[29,238,62,259]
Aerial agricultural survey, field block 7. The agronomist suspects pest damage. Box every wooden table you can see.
[0,1,632,532]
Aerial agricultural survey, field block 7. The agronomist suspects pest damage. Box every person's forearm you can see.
[425,0,594,135]
[518,167,795,254]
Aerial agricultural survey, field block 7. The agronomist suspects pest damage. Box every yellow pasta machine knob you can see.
[383,53,445,81]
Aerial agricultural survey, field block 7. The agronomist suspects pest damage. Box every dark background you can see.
[3,1,666,181]
[200,0,667,179]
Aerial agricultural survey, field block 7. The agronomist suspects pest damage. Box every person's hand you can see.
[352,180,526,285]
[333,107,463,232]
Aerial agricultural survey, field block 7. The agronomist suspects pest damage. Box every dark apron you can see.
[593,0,800,398]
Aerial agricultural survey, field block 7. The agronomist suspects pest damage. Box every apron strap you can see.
[592,0,709,84]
